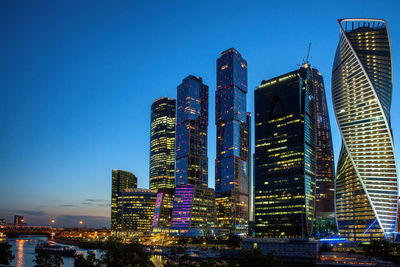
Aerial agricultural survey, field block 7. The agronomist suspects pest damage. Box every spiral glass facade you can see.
[332,19,398,241]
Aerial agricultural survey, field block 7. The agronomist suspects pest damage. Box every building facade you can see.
[111,170,137,231]
[170,184,216,236]
[14,215,25,226]
[150,97,176,190]
[151,188,175,233]
[215,48,250,235]
[175,75,208,186]
[254,65,317,238]
[116,188,157,238]
[332,19,398,241]
[170,75,216,236]
[313,69,336,237]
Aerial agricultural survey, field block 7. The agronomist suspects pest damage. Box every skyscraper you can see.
[170,75,216,236]
[111,169,137,231]
[175,75,208,186]
[332,19,398,241]
[215,48,250,235]
[254,65,317,238]
[150,97,176,190]
[313,68,336,236]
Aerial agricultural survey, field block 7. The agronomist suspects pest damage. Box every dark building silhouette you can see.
[313,68,336,236]
[254,65,317,238]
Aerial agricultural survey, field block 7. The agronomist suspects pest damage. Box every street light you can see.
[51,219,56,240]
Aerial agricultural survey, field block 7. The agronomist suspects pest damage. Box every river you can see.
[5,235,164,267]
[6,235,101,267]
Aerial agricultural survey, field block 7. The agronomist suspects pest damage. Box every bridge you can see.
[1,225,54,235]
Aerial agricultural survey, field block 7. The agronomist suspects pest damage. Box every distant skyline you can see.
[1,0,400,228]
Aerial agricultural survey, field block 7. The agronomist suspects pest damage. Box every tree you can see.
[227,234,241,248]
[100,238,154,267]
[0,242,14,265]
[363,239,393,259]
[239,248,282,267]
[75,251,99,267]
[33,250,64,267]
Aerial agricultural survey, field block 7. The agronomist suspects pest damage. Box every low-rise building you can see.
[242,238,318,266]
[318,252,396,266]
[116,188,157,239]
[170,185,216,236]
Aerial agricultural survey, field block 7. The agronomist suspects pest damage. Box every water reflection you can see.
[16,239,25,267]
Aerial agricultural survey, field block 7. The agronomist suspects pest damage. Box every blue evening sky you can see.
[1,0,400,227]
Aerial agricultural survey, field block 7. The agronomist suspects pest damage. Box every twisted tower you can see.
[332,19,398,241]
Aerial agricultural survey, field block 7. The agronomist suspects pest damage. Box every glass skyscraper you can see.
[175,75,208,186]
[254,65,317,238]
[150,97,176,190]
[332,19,398,241]
[111,169,137,231]
[215,48,250,235]
[170,75,216,236]
[313,69,336,236]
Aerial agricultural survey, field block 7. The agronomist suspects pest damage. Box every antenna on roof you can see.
[302,42,312,67]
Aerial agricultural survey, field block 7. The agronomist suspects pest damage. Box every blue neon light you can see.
[319,238,346,242]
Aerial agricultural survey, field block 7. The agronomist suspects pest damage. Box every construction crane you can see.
[305,42,312,64]
[299,42,312,68]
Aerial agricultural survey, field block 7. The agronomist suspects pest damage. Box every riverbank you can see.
[53,238,104,249]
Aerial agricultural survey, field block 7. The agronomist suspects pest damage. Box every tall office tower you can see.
[111,170,137,232]
[247,112,252,222]
[215,48,249,235]
[332,19,398,241]
[116,188,157,238]
[150,97,176,190]
[254,65,318,238]
[175,75,209,186]
[170,75,216,236]
[313,69,336,236]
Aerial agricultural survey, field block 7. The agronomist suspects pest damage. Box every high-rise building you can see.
[254,65,317,238]
[215,48,250,235]
[332,19,398,241]
[150,97,176,190]
[175,75,209,186]
[0,219,5,227]
[313,68,336,237]
[170,75,216,236]
[14,215,25,226]
[116,188,157,238]
[111,170,137,231]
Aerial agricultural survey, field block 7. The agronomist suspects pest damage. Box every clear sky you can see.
[1,0,400,228]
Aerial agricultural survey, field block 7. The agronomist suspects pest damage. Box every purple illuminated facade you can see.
[215,48,250,234]
[170,184,216,236]
[170,185,194,230]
